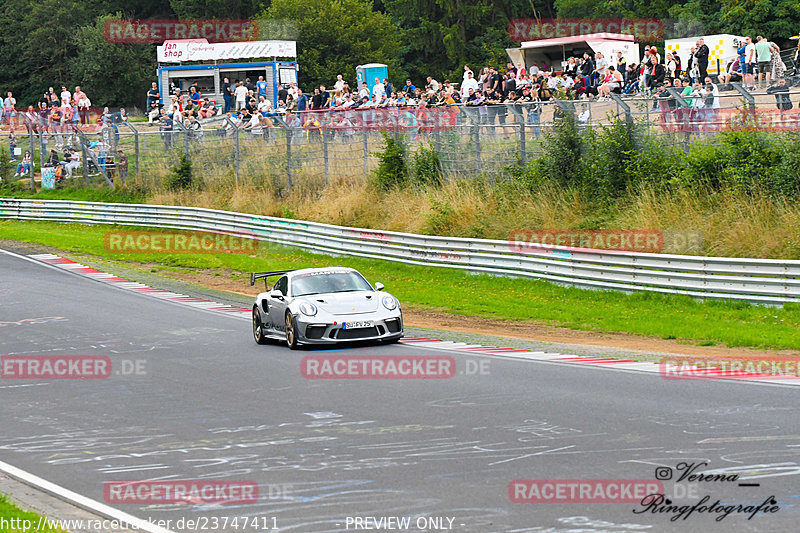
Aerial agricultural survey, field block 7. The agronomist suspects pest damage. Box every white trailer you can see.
[665,34,744,76]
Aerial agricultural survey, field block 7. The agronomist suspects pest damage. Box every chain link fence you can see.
[3,83,800,190]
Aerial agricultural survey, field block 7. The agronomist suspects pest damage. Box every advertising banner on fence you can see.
[297,107,458,131]
[508,18,664,42]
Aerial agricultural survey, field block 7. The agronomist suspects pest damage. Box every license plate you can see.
[342,320,374,330]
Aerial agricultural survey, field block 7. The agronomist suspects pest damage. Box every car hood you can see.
[304,291,379,315]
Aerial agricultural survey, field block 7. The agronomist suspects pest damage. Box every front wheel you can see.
[253,307,269,345]
[285,312,299,350]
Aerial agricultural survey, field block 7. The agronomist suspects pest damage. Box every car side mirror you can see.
[374,282,385,291]
[269,289,284,300]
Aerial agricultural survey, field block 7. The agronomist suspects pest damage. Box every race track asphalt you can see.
[1,249,799,532]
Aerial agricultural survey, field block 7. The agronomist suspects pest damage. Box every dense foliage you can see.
[1,0,798,108]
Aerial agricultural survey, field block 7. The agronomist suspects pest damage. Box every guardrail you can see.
[2,198,799,305]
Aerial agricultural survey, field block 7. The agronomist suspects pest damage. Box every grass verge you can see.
[2,220,799,351]
[0,494,64,532]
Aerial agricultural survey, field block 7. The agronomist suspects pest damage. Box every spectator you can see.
[767,78,793,111]
[59,86,71,104]
[372,77,386,99]
[334,74,345,93]
[3,92,16,127]
[256,75,268,100]
[695,38,709,80]
[655,78,677,130]
[665,53,677,79]
[157,109,171,146]
[234,81,248,110]
[580,53,594,87]
[63,148,81,178]
[310,87,322,110]
[357,82,369,100]
[616,52,627,82]
[592,52,608,86]
[755,36,772,88]
[597,66,623,100]
[116,150,128,184]
[460,70,478,100]
[383,78,393,97]
[770,42,786,81]
[719,58,742,86]
[222,77,233,113]
[463,64,473,82]
[14,150,32,177]
[278,84,288,104]
[296,88,308,112]
[624,63,640,94]
[9,129,17,160]
[744,36,756,89]
[188,86,201,105]
[565,57,578,77]
[146,82,159,110]
[319,85,330,108]
[686,46,696,82]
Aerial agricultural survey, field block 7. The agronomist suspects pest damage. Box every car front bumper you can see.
[296,314,403,344]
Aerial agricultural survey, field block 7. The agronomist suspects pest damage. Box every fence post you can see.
[37,128,46,189]
[518,122,526,165]
[473,124,480,174]
[81,145,89,186]
[286,126,293,188]
[609,93,633,127]
[362,130,369,180]
[322,127,329,186]
[27,126,35,191]
[233,128,240,185]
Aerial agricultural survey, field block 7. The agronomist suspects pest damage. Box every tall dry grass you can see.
[148,175,800,259]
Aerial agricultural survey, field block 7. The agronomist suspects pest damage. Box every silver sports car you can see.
[250,267,403,349]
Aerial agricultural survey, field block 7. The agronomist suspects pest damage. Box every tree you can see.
[69,14,157,109]
[262,0,404,90]
[169,0,261,19]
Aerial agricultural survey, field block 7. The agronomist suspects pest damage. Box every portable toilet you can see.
[356,63,389,93]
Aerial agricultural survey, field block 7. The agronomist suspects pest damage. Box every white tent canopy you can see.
[506,33,639,72]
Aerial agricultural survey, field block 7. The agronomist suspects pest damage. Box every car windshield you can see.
[292,271,372,296]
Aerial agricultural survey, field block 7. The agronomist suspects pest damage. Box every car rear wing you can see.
[250,270,291,289]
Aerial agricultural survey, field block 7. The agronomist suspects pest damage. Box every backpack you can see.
[54,165,64,180]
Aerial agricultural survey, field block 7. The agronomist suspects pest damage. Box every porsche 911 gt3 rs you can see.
[250,267,403,349]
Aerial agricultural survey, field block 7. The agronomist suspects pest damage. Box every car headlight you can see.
[299,302,318,316]
[381,295,398,310]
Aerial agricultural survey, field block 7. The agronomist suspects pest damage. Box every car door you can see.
[268,276,289,332]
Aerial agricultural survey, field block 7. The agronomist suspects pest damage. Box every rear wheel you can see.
[285,312,299,350]
[253,307,269,345]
